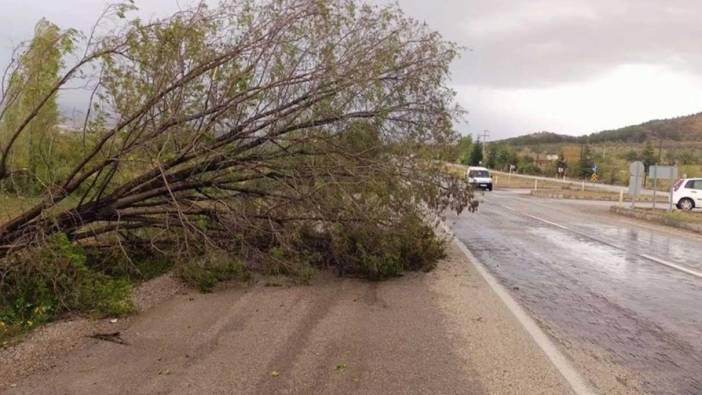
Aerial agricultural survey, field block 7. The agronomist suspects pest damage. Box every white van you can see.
[466,166,493,191]
[672,178,702,211]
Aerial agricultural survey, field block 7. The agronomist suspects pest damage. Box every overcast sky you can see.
[2,0,702,139]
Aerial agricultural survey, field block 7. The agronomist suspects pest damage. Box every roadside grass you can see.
[532,188,669,202]
[494,176,566,190]
[0,202,176,346]
[611,206,702,236]
[1,234,136,346]
[0,193,82,223]
[663,210,702,224]
[0,194,40,222]
[444,163,563,189]
[176,250,250,293]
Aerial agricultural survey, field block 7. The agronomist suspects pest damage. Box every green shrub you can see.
[518,161,542,175]
[396,214,447,272]
[177,249,249,292]
[85,246,175,282]
[74,273,134,317]
[1,233,135,343]
[334,214,445,280]
[292,212,447,280]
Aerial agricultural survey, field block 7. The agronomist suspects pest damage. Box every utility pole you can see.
[481,130,490,160]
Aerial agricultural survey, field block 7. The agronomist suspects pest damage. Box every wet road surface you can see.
[447,190,702,394]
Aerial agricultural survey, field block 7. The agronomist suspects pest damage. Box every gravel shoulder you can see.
[1,241,571,394]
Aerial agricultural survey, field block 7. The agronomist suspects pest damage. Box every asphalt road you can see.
[446,190,702,395]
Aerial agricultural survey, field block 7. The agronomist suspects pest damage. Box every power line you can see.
[480,130,490,143]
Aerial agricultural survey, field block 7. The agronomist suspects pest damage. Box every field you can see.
[517,142,702,187]
[0,195,39,222]
[492,174,564,190]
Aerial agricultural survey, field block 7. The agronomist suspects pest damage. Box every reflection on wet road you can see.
[447,191,702,394]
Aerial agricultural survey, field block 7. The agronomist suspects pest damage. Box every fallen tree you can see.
[0,0,470,270]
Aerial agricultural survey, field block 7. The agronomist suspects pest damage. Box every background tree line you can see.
[442,133,700,185]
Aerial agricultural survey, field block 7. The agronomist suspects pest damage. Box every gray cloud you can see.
[2,0,702,137]
[394,0,702,88]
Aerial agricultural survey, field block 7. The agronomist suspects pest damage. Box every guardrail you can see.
[489,170,667,197]
[492,170,629,192]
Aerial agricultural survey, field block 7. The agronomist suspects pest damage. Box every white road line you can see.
[441,222,594,395]
[641,254,702,280]
[512,206,702,281]
[526,214,570,231]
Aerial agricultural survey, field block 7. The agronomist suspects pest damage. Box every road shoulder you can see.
[2,243,571,394]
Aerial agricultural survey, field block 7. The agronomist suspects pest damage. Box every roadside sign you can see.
[649,165,678,180]
[649,165,678,212]
[628,161,644,196]
[629,161,645,173]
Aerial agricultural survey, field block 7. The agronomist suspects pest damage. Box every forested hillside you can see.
[501,112,702,145]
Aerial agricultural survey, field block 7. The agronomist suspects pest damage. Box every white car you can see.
[466,166,493,191]
[672,178,702,211]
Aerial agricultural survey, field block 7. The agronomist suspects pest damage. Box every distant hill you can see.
[500,112,702,146]
[498,131,576,146]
